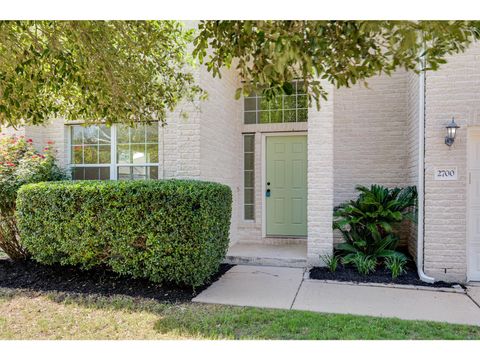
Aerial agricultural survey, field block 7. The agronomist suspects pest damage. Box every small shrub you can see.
[384,256,407,279]
[16,179,232,287]
[344,253,377,275]
[320,254,339,272]
[334,184,416,265]
[0,136,65,260]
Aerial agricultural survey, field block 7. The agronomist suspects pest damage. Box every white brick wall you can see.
[406,71,420,259]
[333,70,415,247]
[159,20,202,180]
[162,102,202,180]
[333,71,410,206]
[308,81,335,265]
[0,126,25,138]
[197,65,243,245]
[423,42,480,282]
[30,119,68,168]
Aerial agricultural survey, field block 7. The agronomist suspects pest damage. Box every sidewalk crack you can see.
[290,268,306,310]
[466,292,480,310]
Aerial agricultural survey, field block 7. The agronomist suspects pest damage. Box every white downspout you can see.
[417,56,435,283]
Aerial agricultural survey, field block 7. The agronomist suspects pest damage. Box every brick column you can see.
[307,82,334,266]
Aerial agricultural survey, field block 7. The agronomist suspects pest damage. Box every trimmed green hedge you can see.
[16,180,232,287]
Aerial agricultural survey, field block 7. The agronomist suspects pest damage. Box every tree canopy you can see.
[1,20,480,129]
[193,21,480,105]
[0,21,203,129]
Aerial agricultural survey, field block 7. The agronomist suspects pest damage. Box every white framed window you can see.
[243,133,255,220]
[116,124,159,180]
[69,124,112,180]
[68,123,160,180]
[244,81,308,124]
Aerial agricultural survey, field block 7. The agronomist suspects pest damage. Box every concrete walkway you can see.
[193,265,480,326]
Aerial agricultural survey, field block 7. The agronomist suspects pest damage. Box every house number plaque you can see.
[434,167,458,181]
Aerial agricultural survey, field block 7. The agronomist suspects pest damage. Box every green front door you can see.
[266,135,307,237]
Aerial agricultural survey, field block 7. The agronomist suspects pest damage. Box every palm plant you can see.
[333,185,417,271]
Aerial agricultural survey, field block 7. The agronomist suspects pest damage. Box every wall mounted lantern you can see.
[445,117,460,147]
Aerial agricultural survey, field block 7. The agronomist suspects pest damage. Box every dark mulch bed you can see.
[0,258,233,303]
[310,261,460,288]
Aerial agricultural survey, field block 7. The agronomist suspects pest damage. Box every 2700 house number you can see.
[434,167,458,181]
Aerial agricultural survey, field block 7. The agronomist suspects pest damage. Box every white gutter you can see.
[417,57,435,284]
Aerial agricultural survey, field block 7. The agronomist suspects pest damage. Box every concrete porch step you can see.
[225,243,307,268]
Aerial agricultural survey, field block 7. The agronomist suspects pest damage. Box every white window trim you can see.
[111,124,117,179]
[243,133,255,222]
[66,123,160,181]
[243,80,308,125]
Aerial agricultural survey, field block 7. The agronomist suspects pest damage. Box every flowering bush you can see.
[0,135,65,260]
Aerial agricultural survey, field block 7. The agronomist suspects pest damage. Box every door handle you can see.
[266,189,271,197]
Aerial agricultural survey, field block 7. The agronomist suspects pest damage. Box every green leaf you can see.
[0,21,205,128]
[235,87,243,100]
[193,20,480,111]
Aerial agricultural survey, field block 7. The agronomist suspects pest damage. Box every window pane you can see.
[149,166,159,180]
[131,144,146,164]
[244,205,254,220]
[98,145,111,164]
[244,189,254,204]
[117,145,130,164]
[70,125,112,167]
[131,125,145,143]
[146,144,158,163]
[72,167,84,180]
[99,167,110,180]
[99,125,111,144]
[244,97,256,111]
[116,123,159,167]
[71,166,109,181]
[70,123,158,179]
[118,166,131,180]
[259,97,269,111]
[243,81,308,124]
[268,97,282,111]
[117,125,130,144]
[72,126,83,145]
[132,166,146,180]
[72,145,83,164]
[244,153,254,170]
[284,95,296,109]
[244,171,254,188]
[244,111,257,124]
[146,124,158,143]
[284,110,296,122]
[297,95,308,109]
[83,146,98,164]
[270,110,283,123]
[244,134,254,152]
[243,134,255,221]
[84,167,99,180]
[83,126,99,145]
[297,109,308,122]
[259,111,270,124]
[117,166,158,180]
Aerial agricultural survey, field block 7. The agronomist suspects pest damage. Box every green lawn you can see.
[1,288,479,340]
